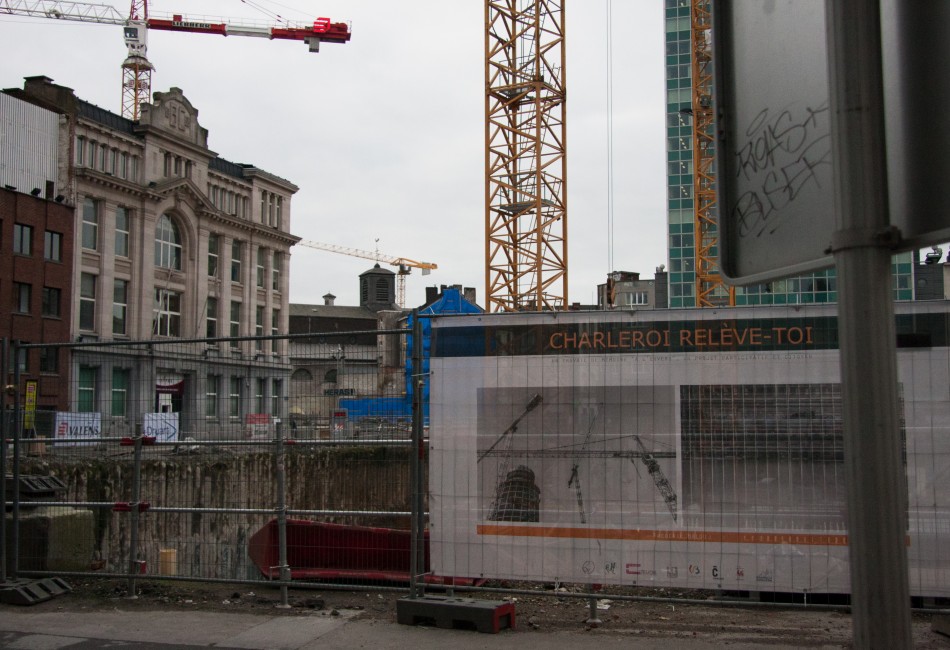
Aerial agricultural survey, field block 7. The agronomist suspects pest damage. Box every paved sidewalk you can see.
[0,605,839,650]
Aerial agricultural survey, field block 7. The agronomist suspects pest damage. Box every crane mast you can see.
[0,0,351,119]
[690,0,734,307]
[121,1,150,121]
[484,0,568,312]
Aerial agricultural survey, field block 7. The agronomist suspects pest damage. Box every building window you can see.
[153,288,181,337]
[13,224,32,255]
[80,273,96,331]
[271,308,280,337]
[87,141,98,168]
[275,196,282,229]
[13,346,28,374]
[14,283,31,313]
[271,378,282,416]
[111,368,129,417]
[256,247,266,288]
[39,347,58,373]
[78,366,97,412]
[82,198,98,250]
[41,286,61,318]
[255,306,265,351]
[229,300,241,346]
[231,240,243,282]
[268,194,276,226]
[206,375,219,418]
[113,279,128,335]
[206,296,218,338]
[260,191,267,224]
[208,233,219,277]
[229,376,242,418]
[622,291,650,306]
[119,151,128,179]
[44,230,62,262]
[272,252,281,291]
[255,377,266,413]
[115,207,130,257]
[75,136,86,166]
[155,214,182,270]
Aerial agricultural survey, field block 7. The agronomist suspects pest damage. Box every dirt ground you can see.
[28,578,950,647]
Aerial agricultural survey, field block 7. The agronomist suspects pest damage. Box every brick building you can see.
[0,92,74,414]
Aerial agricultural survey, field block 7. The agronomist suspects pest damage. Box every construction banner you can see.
[426,301,950,596]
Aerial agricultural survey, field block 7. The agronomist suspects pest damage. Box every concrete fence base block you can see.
[0,577,71,606]
[396,595,515,633]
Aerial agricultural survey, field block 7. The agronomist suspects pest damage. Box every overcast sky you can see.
[0,1,667,308]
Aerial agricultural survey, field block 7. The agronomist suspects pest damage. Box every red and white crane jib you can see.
[0,2,351,47]
[146,14,351,45]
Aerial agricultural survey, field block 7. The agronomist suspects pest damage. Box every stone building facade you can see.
[4,76,299,437]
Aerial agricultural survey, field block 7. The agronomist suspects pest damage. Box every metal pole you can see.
[127,432,143,598]
[0,338,7,584]
[409,311,424,599]
[10,341,22,581]
[586,583,602,626]
[275,418,291,608]
[825,0,913,646]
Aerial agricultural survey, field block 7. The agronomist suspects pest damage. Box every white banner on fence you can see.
[427,303,950,597]
[54,412,101,447]
[143,412,179,442]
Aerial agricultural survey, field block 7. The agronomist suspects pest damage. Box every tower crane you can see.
[689,0,733,308]
[297,240,438,309]
[0,1,351,119]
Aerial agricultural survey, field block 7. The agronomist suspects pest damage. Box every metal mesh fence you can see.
[2,329,424,600]
[6,306,948,611]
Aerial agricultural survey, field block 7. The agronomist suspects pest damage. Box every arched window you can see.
[291,368,313,382]
[155,214,182,270]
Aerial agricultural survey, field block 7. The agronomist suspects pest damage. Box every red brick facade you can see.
[1,187,74,411]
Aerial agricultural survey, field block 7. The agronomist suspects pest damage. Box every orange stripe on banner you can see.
[476,524,852,547]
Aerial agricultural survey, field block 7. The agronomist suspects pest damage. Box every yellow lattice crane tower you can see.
[484,0,568,312]
[690,0,734,307]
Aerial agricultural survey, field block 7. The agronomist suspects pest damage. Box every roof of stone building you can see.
[289,303,377,320]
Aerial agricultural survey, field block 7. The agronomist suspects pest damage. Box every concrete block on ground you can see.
[4,507,95,573]
[396,595,515,633]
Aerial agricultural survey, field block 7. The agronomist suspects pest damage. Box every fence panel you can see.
[3,329,421,595]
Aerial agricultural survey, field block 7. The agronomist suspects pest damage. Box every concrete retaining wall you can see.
[16,445,416,581]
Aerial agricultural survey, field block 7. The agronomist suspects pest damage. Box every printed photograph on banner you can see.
[476,385,679,527]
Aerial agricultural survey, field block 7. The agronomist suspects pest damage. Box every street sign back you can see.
[714,1,950,284]
[713,1,835,284]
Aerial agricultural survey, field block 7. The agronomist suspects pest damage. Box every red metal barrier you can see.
[248,519,480,586]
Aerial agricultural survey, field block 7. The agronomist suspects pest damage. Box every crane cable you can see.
[606,0,615,275]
